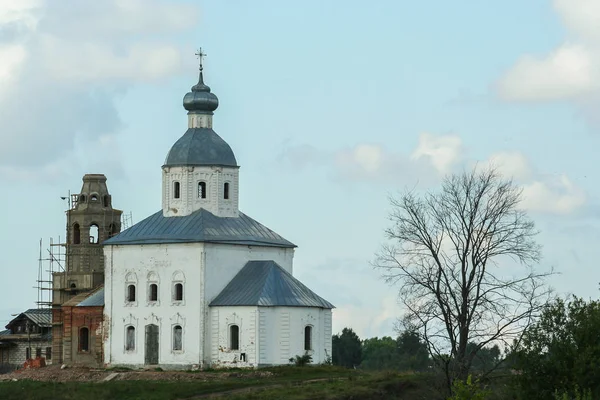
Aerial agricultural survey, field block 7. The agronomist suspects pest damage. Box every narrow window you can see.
[36,348,42,358]
[127,284,136,302]
[174,283,183,301]
[26,347,31,360]
[103,195,109,207]
[79,327,89,352]
[198,181,206,199]
[230,325,239,350]
[89,224,99,244]
[173,325,183,351]
[46,347,52,360]
[304,326,312,351]
[173,181,180,199]
[149,283,158,302]
[223,182,230,200]
[73,223,80,245]
[126,326,135,351]
[79,194,86,203]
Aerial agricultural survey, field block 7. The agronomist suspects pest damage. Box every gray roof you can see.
[0,329,9,336]
[77,287,104,307]
[210,260,334,309]
[104,209,295,248]
[9,309,52,329]
[164,128,237,168]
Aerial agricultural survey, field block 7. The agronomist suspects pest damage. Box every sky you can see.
[0,0,599,340]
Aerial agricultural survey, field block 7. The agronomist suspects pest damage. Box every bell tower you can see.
[52,174,122,364]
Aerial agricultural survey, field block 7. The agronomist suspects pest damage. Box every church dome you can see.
[183,73,219,113]
[163,128,238,167]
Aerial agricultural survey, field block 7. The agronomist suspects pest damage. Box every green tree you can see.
[374,168,552,391]
[514,297,600,399]
[332,328,362,368]
[361,336,398,370]
[396,330,431,371]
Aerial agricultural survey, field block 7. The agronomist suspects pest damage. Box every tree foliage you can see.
[374,168,552,387]
[514,297,600,399]
[332,328,362,368]
[361,331,430,371]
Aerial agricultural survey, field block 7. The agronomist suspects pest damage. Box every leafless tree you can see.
[374,167,553,388]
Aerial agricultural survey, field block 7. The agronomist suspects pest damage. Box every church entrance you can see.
[145,324,159,365]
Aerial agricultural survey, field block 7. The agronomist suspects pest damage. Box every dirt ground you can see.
[0,365,274,383]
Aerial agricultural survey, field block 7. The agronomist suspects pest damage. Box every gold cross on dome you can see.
[195,48,207,71]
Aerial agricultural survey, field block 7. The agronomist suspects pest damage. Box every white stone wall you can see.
[162,165,239,218]
[210,306,332,368]
[104,243,206,367]
[104,242,296,368]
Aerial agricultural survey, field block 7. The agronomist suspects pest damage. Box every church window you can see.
[73,223,81,245]
[127,284,136,302]
[224,182,230,200]
[103,195,109,207]
[304,326,312,351]
[125,326,135,351]
[149,284,158,302]
[79,194,86,203]
[89,224,99,243]
[174,283,183,301]
[230,325,239,350]
[173,181,180,199]
[79,327,90,352]
[91,194,98,202]
[198,181,207,199]
[173,325,183,351]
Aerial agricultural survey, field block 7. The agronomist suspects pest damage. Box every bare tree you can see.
[374,168,552,388]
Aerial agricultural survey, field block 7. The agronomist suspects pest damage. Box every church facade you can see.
[103,55,333,368]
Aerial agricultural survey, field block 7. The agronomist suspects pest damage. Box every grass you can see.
[0,366,510,400]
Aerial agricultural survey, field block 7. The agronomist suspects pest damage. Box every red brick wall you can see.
[62,305,104,367]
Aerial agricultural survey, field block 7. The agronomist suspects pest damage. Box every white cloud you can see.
[410,133,463,174]
[520,175,586,214]
[474,151,533,180]
[333,293,402,338]
[497,0,600,102]
[497,44,596,101]
[0,0,199,175]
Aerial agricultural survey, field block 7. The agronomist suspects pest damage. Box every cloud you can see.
[410,133,463,174]
[0,0,199,179]
[520,175,587,214]
[497,0,600,103]
[278,138,586,215]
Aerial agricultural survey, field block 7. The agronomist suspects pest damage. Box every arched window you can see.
[149,283,158,302]
[230,325,239,350]
[79,327,89,352]
[125,326,135,351]
[103,195,109,207]
[304,326,312,351]
[198,181,206,199]
[73,223,80,245]
[79,194,86,203]
[127,284,136,302]
[173,325,183,351]
[223,182,230,200]
[173,181,180,199]
[174,283,183,301]
[89,224,99,244]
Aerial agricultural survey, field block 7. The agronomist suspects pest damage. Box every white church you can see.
[102,52,334,369]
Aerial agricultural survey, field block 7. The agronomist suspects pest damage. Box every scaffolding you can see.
[122,211,133,230]
[35,237,66,309]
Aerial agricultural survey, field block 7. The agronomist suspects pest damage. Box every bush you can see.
[448,375,490,400]
[289,352,312,366]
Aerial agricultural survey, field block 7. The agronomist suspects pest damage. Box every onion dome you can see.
[183,50,218,113]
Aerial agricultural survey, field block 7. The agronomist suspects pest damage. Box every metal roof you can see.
[164,128,237,168]
[104,209,296,248]
[77,287,104,307]
[8,309,52,329]
[209,260,334,309]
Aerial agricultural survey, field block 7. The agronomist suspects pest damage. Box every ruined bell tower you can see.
[52,174,122,364]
